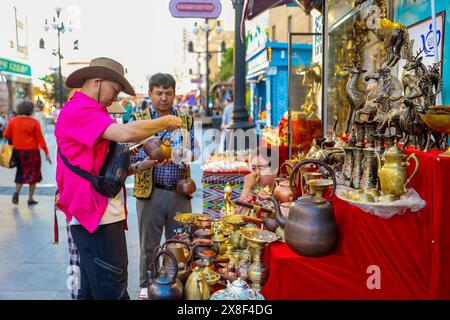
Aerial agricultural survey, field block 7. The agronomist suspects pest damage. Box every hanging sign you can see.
[398,12,445,73]
[169,0,222,19]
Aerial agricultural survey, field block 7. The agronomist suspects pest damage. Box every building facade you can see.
[0,2,32,113]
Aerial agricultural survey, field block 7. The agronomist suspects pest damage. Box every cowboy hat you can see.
[66,57,135,96]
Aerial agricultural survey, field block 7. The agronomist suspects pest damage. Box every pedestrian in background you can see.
[122,99,133,124]
[3,100,52,205]
[0,112,7,139]
[221,97,234,151]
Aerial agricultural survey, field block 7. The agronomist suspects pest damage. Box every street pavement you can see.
[0,125,204,300]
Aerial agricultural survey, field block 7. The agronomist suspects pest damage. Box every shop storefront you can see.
[247,41,312,128]
[0,57,33,113]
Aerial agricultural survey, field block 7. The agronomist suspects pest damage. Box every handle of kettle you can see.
[149,245,162,279]
[404,153,419,193]
[162,239,193,265]
[289,159,337,203]
[153,249,179,283]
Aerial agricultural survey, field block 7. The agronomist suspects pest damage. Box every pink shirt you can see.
[55,91,116,233]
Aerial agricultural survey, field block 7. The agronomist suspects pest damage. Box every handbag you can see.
[58,141,131,198]
[0,142,16,168]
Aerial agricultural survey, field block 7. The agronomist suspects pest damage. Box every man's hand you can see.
[138,157,159,171]
[155,159,172,167]
[135,157,172,172]
[162,115,182,132]
[45,154,52,165]
[244,169,260,189]
[240,169,260,199]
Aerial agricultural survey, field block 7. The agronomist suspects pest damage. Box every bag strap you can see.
[57,148,101,185]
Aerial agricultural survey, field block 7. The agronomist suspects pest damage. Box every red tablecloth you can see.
[260,148,450,300]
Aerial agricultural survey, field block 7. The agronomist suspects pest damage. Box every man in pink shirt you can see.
[55,57,182,300]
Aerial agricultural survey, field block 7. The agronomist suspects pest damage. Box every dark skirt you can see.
[14,149,42,184]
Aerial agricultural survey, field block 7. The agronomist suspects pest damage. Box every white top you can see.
[70,188,126,226]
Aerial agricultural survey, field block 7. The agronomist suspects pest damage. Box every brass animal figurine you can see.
[355,0,412,67]
[403,48,443,110]
[343,64,367,134]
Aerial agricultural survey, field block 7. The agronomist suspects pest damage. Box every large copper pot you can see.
[273,159,338,257]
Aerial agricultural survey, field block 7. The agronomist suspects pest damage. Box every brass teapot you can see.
[375,145,419,197]
[147,250,183,300]
[184,266,210,300]
[273,159,339,257]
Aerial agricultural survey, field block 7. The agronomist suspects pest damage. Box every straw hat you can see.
[66,57,135,96]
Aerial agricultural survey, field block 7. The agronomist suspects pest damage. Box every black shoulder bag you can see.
[58,142,131,198]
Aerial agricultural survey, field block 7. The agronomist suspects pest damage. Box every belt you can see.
[155,183,176,191]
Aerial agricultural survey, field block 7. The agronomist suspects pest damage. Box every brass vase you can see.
[360,148,378,190]
[354,120,366,148]
[240,228,277,292]
[342,146,355,185]
[364,121,377,148]
[374,133,385,155]
[351,147,364,189]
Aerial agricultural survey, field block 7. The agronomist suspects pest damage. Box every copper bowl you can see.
[420,108,450,157]
[193,228,214,240]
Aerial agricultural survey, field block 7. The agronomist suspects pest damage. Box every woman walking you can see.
[3,100,52,205]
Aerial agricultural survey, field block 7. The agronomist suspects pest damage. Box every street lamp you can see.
[40,7,77,109]
[228,0,255,131]
[189,19,224,117]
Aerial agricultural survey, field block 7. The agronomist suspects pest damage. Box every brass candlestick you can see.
[240,228,277,292]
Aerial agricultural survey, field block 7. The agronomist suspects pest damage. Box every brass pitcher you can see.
[376,145,419,197]
[273,159,338,257]
[184,266,210,300]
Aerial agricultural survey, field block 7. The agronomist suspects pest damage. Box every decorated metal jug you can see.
[376,145,419,197]
[184,266,210,300]
[274,159,339,257]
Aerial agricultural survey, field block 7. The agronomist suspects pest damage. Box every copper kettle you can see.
[143,130,172,162]
[273,159,339,257]
[176,163,196,196]
[147,249,184,300]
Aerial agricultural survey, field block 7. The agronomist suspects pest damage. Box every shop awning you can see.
[243,0,322,20]
[244,0,292,20]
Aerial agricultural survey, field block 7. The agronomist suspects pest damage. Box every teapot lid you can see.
[298,195,326,204]
[231,278,248,288]
[384,145,404,157]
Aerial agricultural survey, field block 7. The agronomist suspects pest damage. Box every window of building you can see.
[272,25,276,42]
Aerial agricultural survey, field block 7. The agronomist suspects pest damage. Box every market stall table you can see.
[261,148,450,299]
